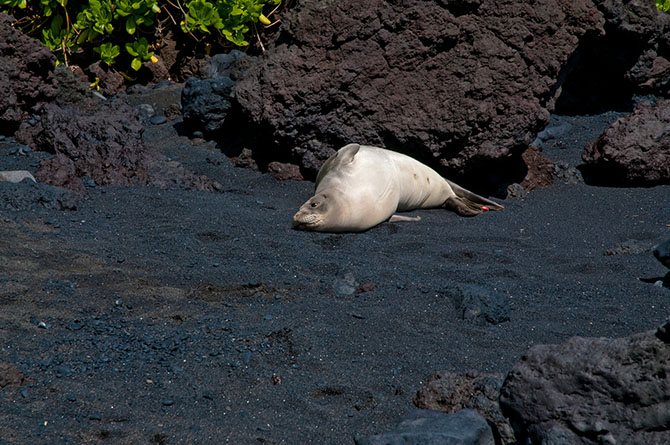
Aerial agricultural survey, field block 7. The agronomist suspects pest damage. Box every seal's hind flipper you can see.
[443,196,486,216]
[444,180,504,216]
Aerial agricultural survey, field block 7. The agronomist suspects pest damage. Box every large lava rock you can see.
[0,13,59,135]
[15,99,219,193]
[581,100,670,186]
[233,0,668,180]
[499,321,670,444]
[16,100,151,193]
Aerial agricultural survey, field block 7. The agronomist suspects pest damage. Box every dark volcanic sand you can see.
[1,87,669,444]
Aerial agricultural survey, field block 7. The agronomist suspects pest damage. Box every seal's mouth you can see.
[292,212,321,230]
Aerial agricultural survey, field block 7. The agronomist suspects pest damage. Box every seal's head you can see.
[292,193,332,231]
[293,191,351,232]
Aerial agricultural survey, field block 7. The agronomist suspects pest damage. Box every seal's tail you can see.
[444,180,504,217]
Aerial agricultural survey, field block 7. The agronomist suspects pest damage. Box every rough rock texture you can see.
[87,61,126,96]
[581,100,670,186]
[233,0,668,181]
[354,409,494,445]
[154,30,211,82]
[414,371,515,445]
[267,161,303,181]
[14,99,219,193]
[500,321,670,444]
[519,146,555,191]
[15,100,151,193]
[205,50,248,80]
[0,13,59,135]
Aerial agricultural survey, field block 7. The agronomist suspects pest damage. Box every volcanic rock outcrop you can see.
[232,0,670,182]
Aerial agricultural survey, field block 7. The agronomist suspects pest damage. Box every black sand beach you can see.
[0,86,669,443]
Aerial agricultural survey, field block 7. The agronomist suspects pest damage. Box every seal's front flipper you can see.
[389,215,421,223]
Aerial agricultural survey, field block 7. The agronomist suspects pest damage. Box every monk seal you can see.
[293,143,503,232]
[0,170,36,183]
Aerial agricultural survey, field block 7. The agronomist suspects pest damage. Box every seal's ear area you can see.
[316,145,360,186]
[337,143,361,164]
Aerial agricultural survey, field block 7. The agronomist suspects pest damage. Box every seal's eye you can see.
[310,202,319,208]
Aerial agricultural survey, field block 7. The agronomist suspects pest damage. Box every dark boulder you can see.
[500,321,670,444]
[87,61,127,96]
[182,76,237,137]
[267,161,303,181]
[594,0,670,97]
[553,0,670,112]
[181,51,256,161]
[581,100,670,186]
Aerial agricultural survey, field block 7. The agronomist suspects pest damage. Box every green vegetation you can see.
[658,0,670,12]
[0,0,281,71]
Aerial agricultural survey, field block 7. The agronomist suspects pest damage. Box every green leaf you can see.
[76,29,89,44]
[125,43,138,56]
[131,58,142,71]
[126,15,136,34]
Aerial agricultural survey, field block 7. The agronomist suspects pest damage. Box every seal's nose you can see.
[292,212,302,229]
